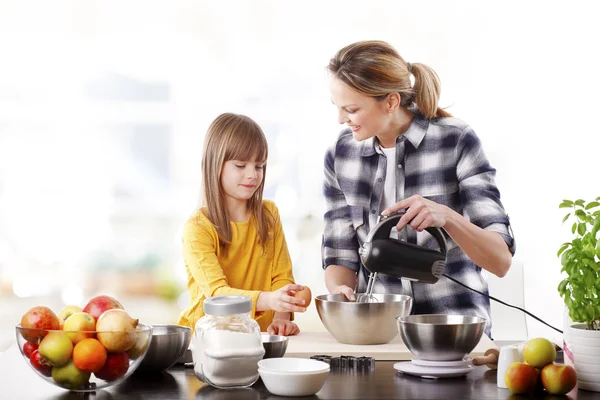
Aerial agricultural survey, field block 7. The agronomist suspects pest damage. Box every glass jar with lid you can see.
[191,295,265,388]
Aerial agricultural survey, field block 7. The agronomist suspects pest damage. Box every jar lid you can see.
[204,295,252,316]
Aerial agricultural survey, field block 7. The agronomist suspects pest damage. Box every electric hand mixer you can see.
[356,211,448,302]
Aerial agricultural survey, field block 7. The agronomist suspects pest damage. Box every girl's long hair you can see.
[327,40,451,119]
[201,113,272,248]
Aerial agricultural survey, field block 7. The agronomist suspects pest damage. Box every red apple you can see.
[505,362,539,394]
[83,295,124,320]
[30,349,52,377]
[541,363,577,395]
[94,352,129,381]
[23,341,38,359]
[20,306,60,342]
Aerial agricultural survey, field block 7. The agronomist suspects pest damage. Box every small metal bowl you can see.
[397,314,486,361]
[262,333,288,358]
[136,324,192,373]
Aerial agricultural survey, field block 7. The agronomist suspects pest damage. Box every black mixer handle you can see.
[367,211,447,256]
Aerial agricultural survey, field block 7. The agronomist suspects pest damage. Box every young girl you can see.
[178,113,306,336]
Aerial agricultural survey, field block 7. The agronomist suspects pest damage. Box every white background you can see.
[1,0,599,344]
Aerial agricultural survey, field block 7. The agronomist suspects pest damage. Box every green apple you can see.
[52,359,91,390]
[39,331,73,366]
[57,305,83,328]
[63,312,96,344]
[126,330,150,359]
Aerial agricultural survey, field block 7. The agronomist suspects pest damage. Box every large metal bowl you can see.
[315,294,413,345]
[397,314,486,361]
[136,324,192,373]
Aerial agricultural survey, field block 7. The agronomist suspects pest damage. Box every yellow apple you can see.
[522,338,556,368]
[57,305,82,329]
[63,312,96,344]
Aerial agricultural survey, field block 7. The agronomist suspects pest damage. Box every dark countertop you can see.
[0,344,589,400]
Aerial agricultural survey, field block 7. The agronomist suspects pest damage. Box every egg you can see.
[293,286,312,308]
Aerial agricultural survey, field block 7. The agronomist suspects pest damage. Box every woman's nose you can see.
[337,111,348,125]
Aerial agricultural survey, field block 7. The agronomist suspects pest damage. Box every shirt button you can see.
[377,178,383,183]
[398,164,403,169]
[371,209,376,214]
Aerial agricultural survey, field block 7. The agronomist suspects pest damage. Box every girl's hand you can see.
[267,320,300,336]
[267,284,307,313]
[332,284,356,301]
[382,195,451,232]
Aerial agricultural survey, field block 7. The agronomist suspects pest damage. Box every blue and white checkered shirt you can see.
[322,112,515,337]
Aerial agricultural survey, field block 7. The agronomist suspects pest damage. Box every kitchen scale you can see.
[393,357,474,379]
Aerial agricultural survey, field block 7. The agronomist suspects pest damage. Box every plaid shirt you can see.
[322,112,515,337]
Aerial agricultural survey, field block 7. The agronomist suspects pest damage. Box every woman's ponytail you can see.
[411,63,452,119]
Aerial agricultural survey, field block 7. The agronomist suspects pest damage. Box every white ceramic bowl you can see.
[257,357,330,396]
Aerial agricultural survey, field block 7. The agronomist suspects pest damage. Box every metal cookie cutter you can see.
[310,355,375,372]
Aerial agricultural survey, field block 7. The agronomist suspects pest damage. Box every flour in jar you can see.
[192,329,265,388]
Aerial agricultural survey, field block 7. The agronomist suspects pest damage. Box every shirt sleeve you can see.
[182,216,264,319]
[456,126,516,255]
[322,144,362,271]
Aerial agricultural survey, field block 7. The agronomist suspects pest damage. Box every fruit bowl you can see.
[15,323,153,392]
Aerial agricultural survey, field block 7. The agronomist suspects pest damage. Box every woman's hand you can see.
[382,195,451,232]
[267,320,300,336]
[262,284,307,313]
[332,284,356,301]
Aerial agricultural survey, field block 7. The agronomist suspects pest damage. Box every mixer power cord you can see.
[442,273,563,334]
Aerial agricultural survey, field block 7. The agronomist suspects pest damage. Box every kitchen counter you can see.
[0,343,589,400]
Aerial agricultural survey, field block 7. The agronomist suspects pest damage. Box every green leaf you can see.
[596,241,600,259]
[572,222,577,234]
[586,201,600,210]
[560,200,574,208]
[576,199,585,207]
[576,209,587,220]
[579,223,588,236]
[562,213,571,223]
[558,243,570,257]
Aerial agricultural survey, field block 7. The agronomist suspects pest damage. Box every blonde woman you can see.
[323,41,515,337]
[178,113,305,336]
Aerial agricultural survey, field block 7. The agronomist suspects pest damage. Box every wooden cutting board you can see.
[285,331,496,361]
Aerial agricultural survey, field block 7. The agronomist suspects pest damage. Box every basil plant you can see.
[558,198,600,330]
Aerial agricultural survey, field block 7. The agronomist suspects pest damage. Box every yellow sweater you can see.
[177,200,295,332]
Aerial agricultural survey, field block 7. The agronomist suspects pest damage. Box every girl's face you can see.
[220,159,265,204]
[330,77,391,142]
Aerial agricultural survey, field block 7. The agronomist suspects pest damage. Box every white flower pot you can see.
[567,324,600,392]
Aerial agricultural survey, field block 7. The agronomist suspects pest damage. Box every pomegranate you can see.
[96,309,138,352]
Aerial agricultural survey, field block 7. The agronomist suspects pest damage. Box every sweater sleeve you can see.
[182,215,264,319]
[269,203,296,291]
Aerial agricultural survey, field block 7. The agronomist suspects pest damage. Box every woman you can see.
[322,40,515,336]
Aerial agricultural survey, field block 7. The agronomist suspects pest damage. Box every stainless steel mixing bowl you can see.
[137,324,192,373]
[315,294,413,345]
[397,314,486,361]
[261,333,288,358]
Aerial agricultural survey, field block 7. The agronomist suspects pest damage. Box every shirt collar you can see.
[360,113,430,156]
